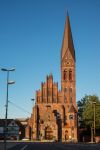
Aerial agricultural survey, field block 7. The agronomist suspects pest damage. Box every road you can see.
[0,142,100,150]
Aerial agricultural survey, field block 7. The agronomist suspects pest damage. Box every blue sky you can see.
[0,0,100,119]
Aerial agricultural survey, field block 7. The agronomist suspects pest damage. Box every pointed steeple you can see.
[61,14,75,61]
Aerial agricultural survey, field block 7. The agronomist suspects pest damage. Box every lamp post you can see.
[92,101,96,141]
[31,98,35,140]
[93,102,96,136]
[1,68,15,150]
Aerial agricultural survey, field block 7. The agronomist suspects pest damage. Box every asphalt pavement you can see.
[0,142,100,150]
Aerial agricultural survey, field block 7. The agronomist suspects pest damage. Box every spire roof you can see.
[61,14,75,61]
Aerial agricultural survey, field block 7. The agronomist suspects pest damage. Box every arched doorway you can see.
[65,130,69,141]
[45,126,53,140]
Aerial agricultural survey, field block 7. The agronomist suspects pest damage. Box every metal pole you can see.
[1,68,15,150]
[31,98,35,140]
[91,125,93,143]
[93,102,96,139]
[4,71,9,150]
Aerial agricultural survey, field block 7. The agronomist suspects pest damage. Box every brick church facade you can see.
[26,15,78,142]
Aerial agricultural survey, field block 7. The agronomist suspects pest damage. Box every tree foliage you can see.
[77,95,100,129]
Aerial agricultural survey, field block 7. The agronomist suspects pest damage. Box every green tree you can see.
[82,95,100,129]
[78,95,100,130]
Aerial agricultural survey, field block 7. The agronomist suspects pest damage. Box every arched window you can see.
[70,97,72,103]
[69,70,72,81]
[63,70,67,80]
[64,87,67,93]
[69,88,72,93]
[64,95,67,103]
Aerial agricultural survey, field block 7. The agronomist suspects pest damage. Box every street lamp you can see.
[31,98,35,140]
[92,102,96,141]
[1,68,15,150]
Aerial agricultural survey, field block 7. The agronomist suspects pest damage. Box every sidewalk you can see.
[0,141,18,150]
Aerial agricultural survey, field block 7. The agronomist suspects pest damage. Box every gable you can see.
[68,104,77,113]
[8,120,18,127]
[61,48,74,68]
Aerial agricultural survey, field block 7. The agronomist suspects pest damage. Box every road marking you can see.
[20,145,28,150]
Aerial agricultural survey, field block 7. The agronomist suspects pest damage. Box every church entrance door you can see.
[45,126,53,140]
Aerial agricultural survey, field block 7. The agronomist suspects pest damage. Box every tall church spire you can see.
[61,14,76,107]
[61,14,75,61]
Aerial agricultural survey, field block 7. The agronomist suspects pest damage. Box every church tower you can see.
[61,15,76,107]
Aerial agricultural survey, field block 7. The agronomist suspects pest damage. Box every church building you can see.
[26,15,78,142]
